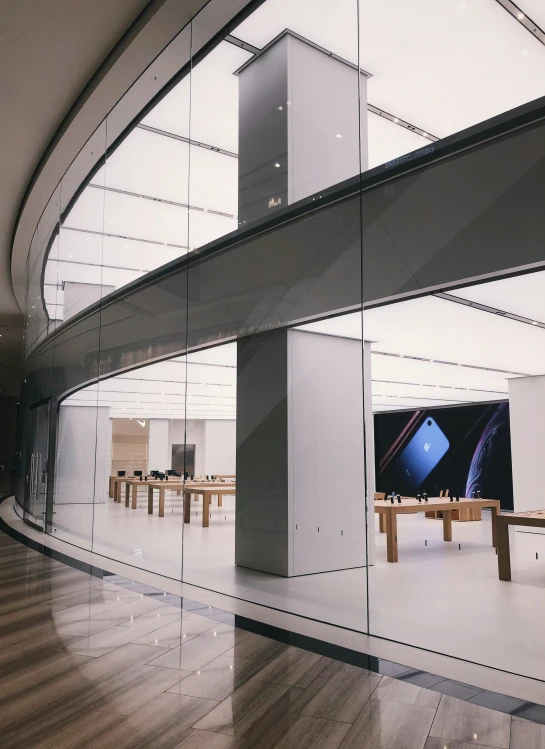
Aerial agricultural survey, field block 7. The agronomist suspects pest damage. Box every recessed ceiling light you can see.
[278,106,283,111]
[274,163,280,168]
[393,117,399,123]
[518,12,525,20]
[532,321,538,325]
[422,132,428,138]
[336,133,342,138]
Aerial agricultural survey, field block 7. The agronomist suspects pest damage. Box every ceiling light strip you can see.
[60,225,189,251]
[137,123,238,159]
[367,105,438,142]
[372,348,527,377]
[435,291,545,332]
[371,378,506,395]
[225,34,261,55]
[494,0,545,45]
[87,183,237,220]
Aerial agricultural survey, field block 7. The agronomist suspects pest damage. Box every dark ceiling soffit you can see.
[9,0,169,263]
[24,91,545,370]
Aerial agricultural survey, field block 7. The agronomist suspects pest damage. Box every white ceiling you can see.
[64,268,545,417]
[40,0,545,341]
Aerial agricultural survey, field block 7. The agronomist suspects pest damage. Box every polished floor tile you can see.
[430,695,511,748]
[168,654,267,701]
[148,631,236,671]
[272,715,351,749]
[374,675,442,709]
[193,675,303,738]
[425,737,493,749]
[297,670,382,723]
[174,729,247,748]
[339,697,436,749]
[252,646,344,689]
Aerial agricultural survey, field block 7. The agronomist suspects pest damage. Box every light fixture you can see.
[393,117,399,123]
[278,106,283,111]
[274,163,280,168]
[532,321,538,325]
[336,133,342,139]
[518,12,524,20]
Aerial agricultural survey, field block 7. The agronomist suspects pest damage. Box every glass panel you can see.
[23,402,50,528]
[179,0,368,634]
[50,122,107,550]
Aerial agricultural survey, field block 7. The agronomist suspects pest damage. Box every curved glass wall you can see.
[14,0,545,682]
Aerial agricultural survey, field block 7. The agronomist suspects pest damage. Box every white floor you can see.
[30,492,545,683]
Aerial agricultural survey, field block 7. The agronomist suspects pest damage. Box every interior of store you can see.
[41,267,545,680]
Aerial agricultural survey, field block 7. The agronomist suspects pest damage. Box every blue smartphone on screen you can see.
[393,417,450,493]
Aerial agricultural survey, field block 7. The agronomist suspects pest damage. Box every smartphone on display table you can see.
[393,417,450,494]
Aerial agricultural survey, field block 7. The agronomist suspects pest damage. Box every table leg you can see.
[184,492,191,523]
[442,509,452,542]
[114,480,119,503]
[132,483,138,509]
[159,487,165,518]
[385,510,398,562]
[125,483,130,508]
[203,493,210,528]
[148,487,153,515]
[109,476,114,498]
[497,519,511,581]
[218,493,222,507]
[379,513,385,533]
[490,504,499,548]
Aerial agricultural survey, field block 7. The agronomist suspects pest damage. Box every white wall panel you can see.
[204,420,236,475]
[148,419,169,472]
[509,375,545,523]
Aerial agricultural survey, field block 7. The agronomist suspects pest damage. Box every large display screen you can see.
[374,402,513,510]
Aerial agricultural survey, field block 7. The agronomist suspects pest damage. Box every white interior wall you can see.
[55,405,111,505]
[509,375,545,522]
[148,419,169,472]
[168,419,205,475]
[204,420,236,475]
[288,329,367,575]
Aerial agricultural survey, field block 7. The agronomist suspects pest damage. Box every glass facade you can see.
[14,0,545,681]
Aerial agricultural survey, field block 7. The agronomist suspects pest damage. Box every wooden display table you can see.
[496,510,545,581]
[184,485,236,527]
[375,496,500,563]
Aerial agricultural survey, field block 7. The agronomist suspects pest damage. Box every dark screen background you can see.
[374,401,513,510]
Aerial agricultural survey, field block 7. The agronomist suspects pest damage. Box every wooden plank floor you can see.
[0,530,541,748]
